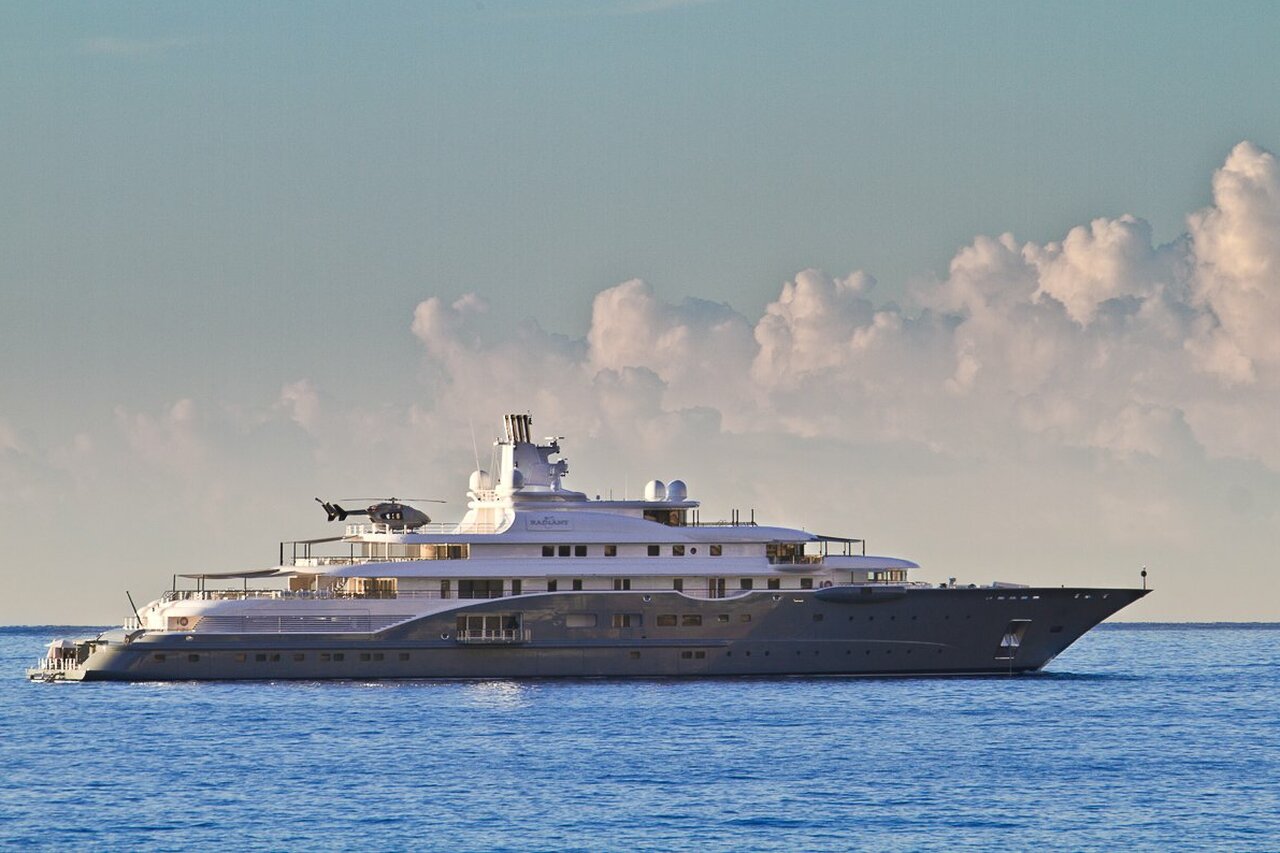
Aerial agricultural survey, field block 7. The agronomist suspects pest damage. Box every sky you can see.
[2,1,1279,623]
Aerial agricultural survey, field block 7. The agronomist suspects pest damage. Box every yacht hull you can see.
[49,586,1148,682]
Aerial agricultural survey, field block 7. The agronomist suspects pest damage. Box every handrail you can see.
[32,657,83,673]
[155,584,902,604]
[455,629,531,644]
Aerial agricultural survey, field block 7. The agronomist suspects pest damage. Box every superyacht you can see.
[31,413,1149,681]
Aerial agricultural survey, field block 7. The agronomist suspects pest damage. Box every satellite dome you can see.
[644,479,666,501]
[508,468,526,490]
[468,469,492,492]
[666,479,687,502]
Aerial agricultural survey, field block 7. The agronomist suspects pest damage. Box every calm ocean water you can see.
[1,624,1277,851]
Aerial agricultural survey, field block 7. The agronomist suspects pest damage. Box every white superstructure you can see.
[135,414,915,636]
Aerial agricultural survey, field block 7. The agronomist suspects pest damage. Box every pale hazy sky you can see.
[2,2,1279,623]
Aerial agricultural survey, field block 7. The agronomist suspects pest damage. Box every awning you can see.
[176,568,290,580]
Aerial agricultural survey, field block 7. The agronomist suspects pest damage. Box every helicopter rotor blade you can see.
[337,494,448,502]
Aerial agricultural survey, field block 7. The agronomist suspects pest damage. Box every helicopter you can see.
[315,497,444,529]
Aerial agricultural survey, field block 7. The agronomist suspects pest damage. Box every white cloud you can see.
[278,379,321,432]
[1188,141,1280,379]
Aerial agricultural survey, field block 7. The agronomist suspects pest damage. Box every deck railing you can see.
[155,585,865,604]
[455,629,531,644]
[31,657,83,674]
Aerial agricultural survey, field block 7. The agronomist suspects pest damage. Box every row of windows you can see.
[543,577,812,592]
[154,652,413,664]
[566,612,756,628]
[541,544,725,557]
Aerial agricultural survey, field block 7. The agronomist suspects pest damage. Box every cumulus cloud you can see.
[1188,141,1280,380]
[403,141,1280,472]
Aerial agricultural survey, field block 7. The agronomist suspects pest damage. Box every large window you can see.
[656,614,677,627]
[613,578,631,591]
[604,545,618,557]
[574,545,588,557]
[542,545,554,557]
[459,579,504,599]
[740,578,754,590]
[547,579,558,592]
[681,614,702,627]
[558,545,571,558]
[572,578,583,591]
[647,545,660,557]
[800,578,814,590]
[672,545,685,557]
[710,544,723,557]
[673,578,684,592]
[612,613,641,628]
[566,613,597,628]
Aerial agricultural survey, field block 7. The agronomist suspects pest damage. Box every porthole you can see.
[772,594,782,601]
[642,595,652,602]
[441,633,450,640]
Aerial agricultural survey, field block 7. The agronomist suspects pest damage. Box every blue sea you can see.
[1,624,1277,851]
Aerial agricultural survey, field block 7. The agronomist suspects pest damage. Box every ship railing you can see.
[31,656,83,674]
[159,586,856,603]
[455,629,531,644]
[766,555,825,565]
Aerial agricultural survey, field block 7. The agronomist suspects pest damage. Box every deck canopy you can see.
[176,568,290,580]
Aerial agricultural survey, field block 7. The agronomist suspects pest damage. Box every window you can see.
[321,653,332,662]
[572,578,583,591]
[334,653,345,661]
[740,578,754,590]
[187,654,200,663]
[399,652,410,661]
[153,653,166,662]
[574,545,587,557]
[235,653,247,663]
[612,613,641,628]
[460,579,505,599]
[558,545,570,558]
[739,614,752,623]
[800,578,814,589]
[672,545,685,557]
[682,614,702,627]
[613,578,631,591]
[566,613,598,628]
[255,654,267,662]
[694,651,706,659]
[605,545,617,557]
[647,545,660,557]
[812,614,824,622]
[710,544,723,557]
[629,651,641,659]
[681,651,693,659]
[656,614,677,627]
[542,545,554,557]
[440,579,451,599]
[360,653,371,661]
[293,653,305,662]
[511,579,522,596]
[717,614,730,623]
[767,578,780,590]
[673,578,684,592]
[547,579,558,592]
[373,653,384,661]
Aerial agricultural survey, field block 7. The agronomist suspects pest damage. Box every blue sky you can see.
[2,1,1279,621]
